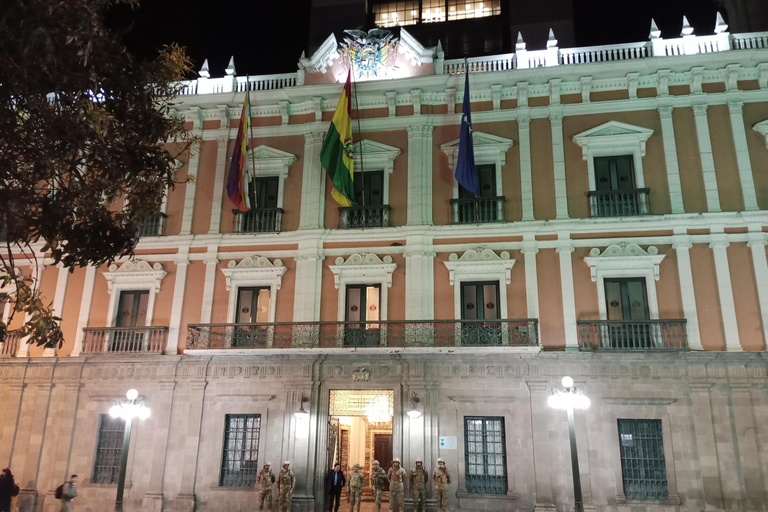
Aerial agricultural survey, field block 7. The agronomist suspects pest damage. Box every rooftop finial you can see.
[546,28,558,48]
[225,56,236,76]
[198,58,210,78]
[714,11,728,34]
[649,18,661,39]
[516,31,526,51]
[681,15,694,36]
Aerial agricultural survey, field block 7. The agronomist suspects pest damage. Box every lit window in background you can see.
[421,0,446,23]
[447,0,501,21]
[374,2,419,27]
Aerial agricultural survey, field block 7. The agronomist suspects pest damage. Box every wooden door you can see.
[374,434,393,471]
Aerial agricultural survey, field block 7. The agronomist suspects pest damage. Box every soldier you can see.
[370,460,388,512]
[432,458,451,512]
[256,461,276,512]
[410,458,428,512]
[387,458,406,512]
[277,461,295,512]
[347,463,365,512]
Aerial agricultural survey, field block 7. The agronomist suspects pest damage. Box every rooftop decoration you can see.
[340,29,400,80]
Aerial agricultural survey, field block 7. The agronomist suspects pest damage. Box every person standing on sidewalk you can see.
[433,459,451,512]
[410,459,428,512]
[387,458,406,512]
[347,464,364,512]
[59,475,78,512]
[324,463,345,512]
[277,461,295,512]
[370,460,388,512]
[256,462,275,512]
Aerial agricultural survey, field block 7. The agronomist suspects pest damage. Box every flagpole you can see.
[350,62,365,207]
[246,76,257,210]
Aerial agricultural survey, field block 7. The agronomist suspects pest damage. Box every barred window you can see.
[92,414,125,484]
[220,414,261,487]
[618,419,668,499]
[464,416,507,494]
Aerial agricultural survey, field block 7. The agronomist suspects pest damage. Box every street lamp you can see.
[109,389,150,512]
[548,376,590,512]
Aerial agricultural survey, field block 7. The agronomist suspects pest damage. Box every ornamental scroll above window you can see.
[221,255,287,324]
[442,247,515,320]
[329,252,397,322]
[102,261,167,328]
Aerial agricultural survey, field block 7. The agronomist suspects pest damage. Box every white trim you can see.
[209,135,230,233]
[102,261,167,327]
[657,106,685,214]
[709,236,741,350]
[221,255,287,324]
[352,140,401,205]
[726,102,758,210]
[748,232,768,349]
[691,104,722,212]
[440,132,514,200]
[299,33,339,74]
[521,240,539,318]
[672,237,702,350]
[71,265,97,356]
[44,264,70,356]
[167,250,189,354]
[442,248,515,321]
[517,116,534,220]
[248,145,298,209]
[557,240,578,347]
[398,28,435,66]
[551,111,569,219]
[329,253,397,323]
[180,151,201,235]
[406,125,434,226]
[572,120,654,191]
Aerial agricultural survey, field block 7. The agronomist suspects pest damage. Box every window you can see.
[344,284,381,347]
[235,176,282,233]
[447,0,501,20]
[137,212,167,237]
[590,156,648,217]
[92,414,125,484]
[221,414,261,487]
[373,2,419,27]
[340,170,389,229]
[422,0,446,22]
[618,419,668,500]
[237,287,271,324]
[454,164,501,223]
[460,281,501,345]
[465,416,507,494]
[604,278,653,349]
[111,290,149,352]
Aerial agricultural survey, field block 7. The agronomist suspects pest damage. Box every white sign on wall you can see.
[438,436,457,450]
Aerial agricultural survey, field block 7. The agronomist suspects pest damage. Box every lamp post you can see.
[109,389,150,512]
[548,376,590,512]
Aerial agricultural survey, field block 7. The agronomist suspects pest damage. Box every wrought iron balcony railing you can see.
[338,205,391,229]
[137,213,167,237]
[450,197,505,224]
[577,319,687,351]
[82,327,169,354]
[186,319,539,350]
[233,208,284,233]
[0,332,22,357]
[588,188,650,217]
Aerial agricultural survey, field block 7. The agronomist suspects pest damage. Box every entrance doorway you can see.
[328,390,394,508]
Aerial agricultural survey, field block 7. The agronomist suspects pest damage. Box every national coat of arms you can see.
[340,29,399,80]
[352,367,370,382]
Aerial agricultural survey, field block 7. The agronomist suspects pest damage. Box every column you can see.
[730,385,763,510]
[657,106,685,213]
[521,238,539,319]
[549,110,569,219]
[208,135,231,233]
[299,131,326,230]
[689,382,725,510]
[141,382,176,512]
[17,258,45,357]
[167,249,189,354]
[404,234,435,321]
[42,380,81,501]
[747,232,768,347]
[176,381,207,510]
[527,381,556,512]
[710,235,741,350]
[43,264,69,356]
[71,265,97,356]
[14,382,54,499]
[292,241,324,323]
[727,101,759,210]
[406,125,434,226]
[557,238,578,348]
[518,115,535,220]
[199,247,218,324]
[672,236,703,349]
[692,103,721,212]
[179,151,201,235]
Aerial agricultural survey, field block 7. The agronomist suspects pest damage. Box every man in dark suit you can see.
[324,463,346,512]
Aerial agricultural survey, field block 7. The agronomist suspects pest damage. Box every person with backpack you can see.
[0,468,20,512]
[56,475,77,512]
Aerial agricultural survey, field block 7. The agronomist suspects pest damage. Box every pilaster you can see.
[17,258,45,357]
[521,238,539,319]
[549,109,569,219]
[747,232,768,349]
[180,150,201,235]
[292,240,324,323]
[557,237,578,348]
[672,236,703,349]
[657,105,685,213]
[688,382,724,511]
[691,103,721,212]
[71,265,97,356]
[709,235,741,350]
[199,247,219,324]
[517,114,535,221]
[299,131,327,230]
[167,249,190,354]
[406,125,434,226]
[141,381,177,512]
[43,264,69,357]
[208,134,231,233]
[526,381,556,512]
[726,100,759,210]
[404,234,435,321]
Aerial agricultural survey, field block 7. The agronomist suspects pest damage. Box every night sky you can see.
[109,0,720,77]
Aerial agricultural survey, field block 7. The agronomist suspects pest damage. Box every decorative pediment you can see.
[572,121,653,159]
[398,28,435,66]
[103,261,167,294]
[441,132,514,168]
[583,243,665,281]
[753,119,768,148]
[352,140,401,172]
[328,253,397,289]
[248,145,297,177]
[221,255,287,291]
[443,248,515,285]
[298,33,340,74]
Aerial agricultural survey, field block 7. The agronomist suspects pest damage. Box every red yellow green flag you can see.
[320,71,355,206]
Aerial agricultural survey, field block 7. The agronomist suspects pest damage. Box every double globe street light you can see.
[109,389,150,512]
[548,377,590,512]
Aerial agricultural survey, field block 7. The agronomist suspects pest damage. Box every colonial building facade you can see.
[3,15,768,512]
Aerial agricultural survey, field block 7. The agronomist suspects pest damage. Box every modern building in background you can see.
[3,5,768,512]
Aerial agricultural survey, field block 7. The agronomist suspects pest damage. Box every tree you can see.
[0,0,195,348]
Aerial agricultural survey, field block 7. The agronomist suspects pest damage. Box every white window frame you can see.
[583,243,665,321]
[221,255,287,324]
[352,140,401,205]
[572,121,654,191]
[443,248,515,321]
[103,261,167,327]
[440,132,514,199]
[247,145,297,209]
[329,253,397,323]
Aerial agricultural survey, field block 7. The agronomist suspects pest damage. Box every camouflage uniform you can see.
[370,463,388,512]
[432,465,451,512]
[256,466,276,511]
[348,467,365,512]
[387,464,406,512]
[410,464,429,512]
[277,466,295,512]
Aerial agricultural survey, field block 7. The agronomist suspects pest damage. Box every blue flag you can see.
[454,70,477,195]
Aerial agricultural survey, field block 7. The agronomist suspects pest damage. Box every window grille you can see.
[618,419,668,499]
[220,414,261,487]
[92,414,125,484]
[464,416,507,494]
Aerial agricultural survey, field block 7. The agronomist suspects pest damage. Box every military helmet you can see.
[373,460,380,465]
[264,461,271,466]
[283,461,290,466]
[416,458,423,463]
[393,457,401,463]
[353,463,361,468]
[437,457,445,463]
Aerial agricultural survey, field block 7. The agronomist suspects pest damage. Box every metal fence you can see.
[186,319,539,350]
[450,197,505,224]
[233,208,284,233]
[82,327,169,353]
[577,320,687,351]
[588,189,650,217]
[338,205,390,229]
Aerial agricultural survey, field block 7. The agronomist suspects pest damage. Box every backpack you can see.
[11,484,19,497]
[55,483,64,499]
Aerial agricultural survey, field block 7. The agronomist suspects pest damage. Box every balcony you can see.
[450,197,505,224]
[338,205,390,229]
[577,319,687,351]
[186,319,539,350]
[233,208,283,233]
[137,213,167,237]
[1,332,22,357]
[588,189,650,217]
[82,327,169,354]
